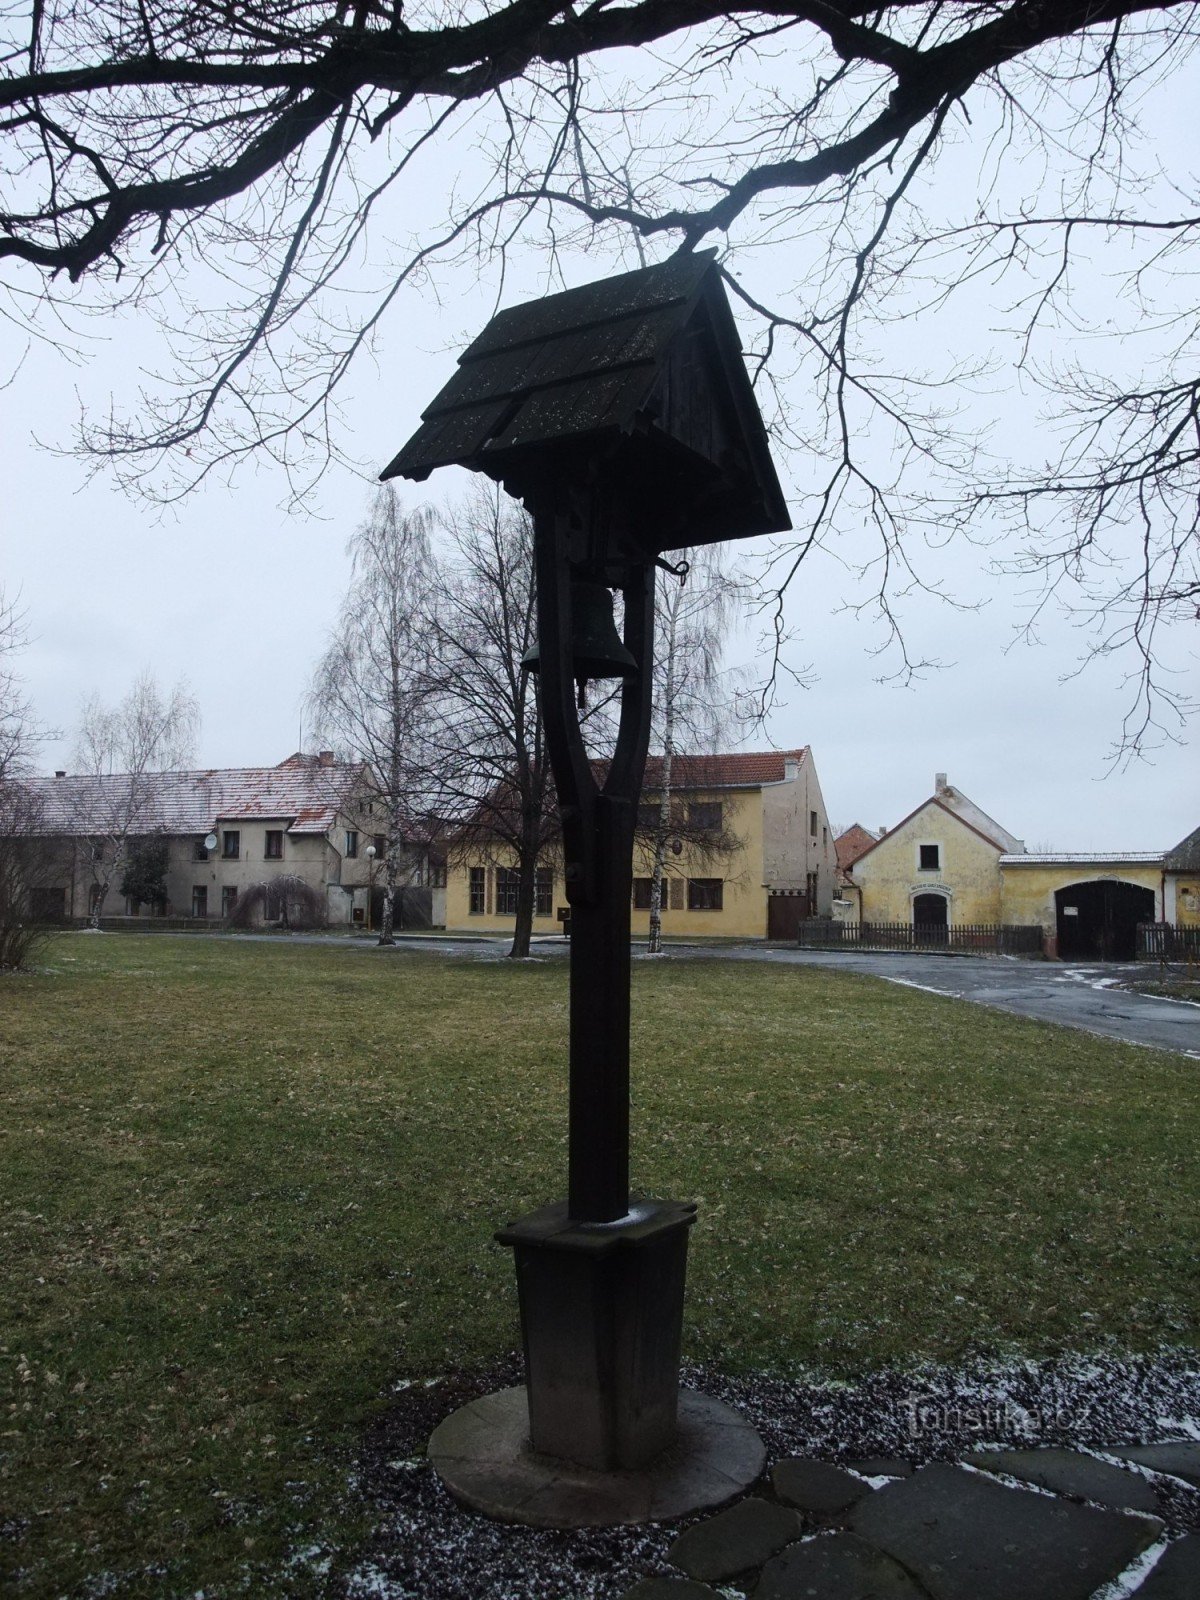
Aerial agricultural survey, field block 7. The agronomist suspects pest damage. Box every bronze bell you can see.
[522,581,638,680]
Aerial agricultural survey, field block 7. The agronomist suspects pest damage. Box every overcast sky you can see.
[1,33,1195,855]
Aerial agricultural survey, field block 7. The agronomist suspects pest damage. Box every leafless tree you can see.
[0,591,54,967]
[2,4,1198,748]
[425,484,555,959]
[73,672,200,927]
[309,484,440,944]
[641,548,745,953]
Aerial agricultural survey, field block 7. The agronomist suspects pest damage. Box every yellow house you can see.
[848,771,1182,961]
[1164,825,1200,929]
[848,773,1024,930]
[444,747,837,940]
[998,853,1165,961]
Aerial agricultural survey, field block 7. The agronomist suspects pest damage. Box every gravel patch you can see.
[338,1350,1200,1599]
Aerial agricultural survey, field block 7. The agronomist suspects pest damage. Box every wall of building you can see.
[444,786,771,939]
[999,863,1164,927]
[760,756,837,914]
[852,803,1005,924]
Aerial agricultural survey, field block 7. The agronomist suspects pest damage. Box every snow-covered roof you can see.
[17,757,367,839]
[999,852,1164,866]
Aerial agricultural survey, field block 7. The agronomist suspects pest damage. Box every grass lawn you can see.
[1,936,1196,1597]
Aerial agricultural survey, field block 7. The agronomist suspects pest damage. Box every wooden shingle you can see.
[382,251,791,552]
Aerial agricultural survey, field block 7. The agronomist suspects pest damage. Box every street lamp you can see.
[383,250,790,1522]
[364,843,376,934]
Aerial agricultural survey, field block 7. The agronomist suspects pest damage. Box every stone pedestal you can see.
[495,1196,696,1471]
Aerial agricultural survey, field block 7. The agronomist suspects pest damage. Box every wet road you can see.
[710,946,1200,1059]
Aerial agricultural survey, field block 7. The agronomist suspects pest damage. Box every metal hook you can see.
[654,556,690,585]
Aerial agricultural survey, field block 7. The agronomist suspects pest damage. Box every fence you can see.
[796,919,1045,956]
[1136,922,1200,962]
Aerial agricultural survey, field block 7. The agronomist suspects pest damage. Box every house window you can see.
[469,866,486,915]
[919,843,940,871]
[687,801,722,831]
[89,883,103,912]
[192,885,208,918]
[265,830,283,859]
[806,869,819,908]
[221,886,238,918]
[535,867,553,918]
[89,839,104,863]
[633,877,653,910]
[222,830,240,860]
[429,858,447,889]
[637,803,659,831]
[344,830,359,858]
[193,838,209,862]
[496,867,519,916]
[810,810,818,837]
[687,878,723,911]
[372,834,387,857]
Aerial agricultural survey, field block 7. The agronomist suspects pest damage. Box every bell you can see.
[522,581,638,680]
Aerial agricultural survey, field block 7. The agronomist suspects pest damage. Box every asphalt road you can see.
[162,930,1200,1058]
[710,946,1200,1059]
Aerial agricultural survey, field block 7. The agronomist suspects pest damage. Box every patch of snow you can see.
[1089,1539,1174,1600]
[884,977,955,998]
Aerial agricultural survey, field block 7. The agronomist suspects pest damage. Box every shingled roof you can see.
[382,251,790,549]
[1165,824,1200,873]
[19,757,366,838]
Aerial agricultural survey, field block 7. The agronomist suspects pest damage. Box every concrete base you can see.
[428,1386,766,1528]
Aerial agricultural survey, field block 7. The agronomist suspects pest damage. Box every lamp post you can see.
[364,843,376,934]
[383,251,791,1523]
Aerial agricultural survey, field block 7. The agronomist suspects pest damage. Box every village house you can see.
[444,747,837,940]
[847,773,1025,930]
[20,752,445,928]
[846,772,1180,960]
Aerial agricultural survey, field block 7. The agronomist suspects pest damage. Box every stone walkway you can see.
[618,1443,1200,1600]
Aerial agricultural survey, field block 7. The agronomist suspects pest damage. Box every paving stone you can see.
[1105,1443,1200,1489]
[772,1458,871,1515]
[964,1447,1162,1513]
[667,1496,804,1583]
[1130,1536,1200,1598]
[848,1457,915,1478]
[756,1531,929,1600]
[849,1462,1162,1600]
[617,1577,725,1600]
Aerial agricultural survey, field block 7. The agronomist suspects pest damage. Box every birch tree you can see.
[309,486,440,945]
[427,486,553,961]
[74,673,200,927]
[643,549,744,954]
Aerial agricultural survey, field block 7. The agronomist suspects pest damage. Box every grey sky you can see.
[1,25,1195,855]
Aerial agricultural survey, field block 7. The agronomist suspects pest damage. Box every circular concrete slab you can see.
[428,1386,766,1528]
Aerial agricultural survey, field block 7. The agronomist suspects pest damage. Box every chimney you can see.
[55,770,66,778]
[318,750,335,766]
[935,772,948,794]
[783,757,799,782]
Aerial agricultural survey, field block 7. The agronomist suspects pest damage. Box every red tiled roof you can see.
[598,748,809,791]
[835,824,878,871]
[20,757,366,838]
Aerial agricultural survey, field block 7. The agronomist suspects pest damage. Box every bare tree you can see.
[309,485,440,945]
[73,673,200,927]
[426,485,555,960]
[0,592,54,968]
[1,4,1198,745]
[642,549,745,953]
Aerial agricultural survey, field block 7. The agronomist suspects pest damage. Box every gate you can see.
[767,890,808,940]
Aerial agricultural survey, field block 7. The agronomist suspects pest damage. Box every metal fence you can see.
[796,919,1045,956]
[1136,922,1200,962]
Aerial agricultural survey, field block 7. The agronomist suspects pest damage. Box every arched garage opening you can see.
[913,891,949,944]
[1055,880,1155,961]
